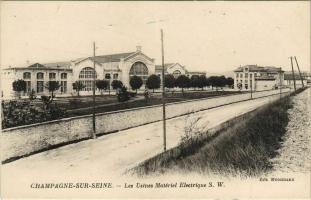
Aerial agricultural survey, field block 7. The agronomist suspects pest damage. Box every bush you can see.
[2,100,67,129]
[116,86,130,102]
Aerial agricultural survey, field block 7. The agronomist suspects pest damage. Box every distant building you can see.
[155,63,206,79]
[283,71,311,86]
[233,65,284,91]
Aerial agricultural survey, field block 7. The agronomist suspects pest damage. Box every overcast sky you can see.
[1,1,310,73]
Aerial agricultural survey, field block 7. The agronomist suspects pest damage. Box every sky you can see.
[1,1,310,73]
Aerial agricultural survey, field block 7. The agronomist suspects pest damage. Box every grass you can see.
[60,90,243,117]
[131,94,297,178]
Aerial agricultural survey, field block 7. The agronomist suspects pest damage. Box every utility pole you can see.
[294,56,304,88]
[290,56,296,92]
[161,29,167,152]
[92,42,97,139]
[279,69,282,99]
[250,82,252,99]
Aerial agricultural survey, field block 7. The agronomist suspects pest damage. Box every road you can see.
[1,93,284,197]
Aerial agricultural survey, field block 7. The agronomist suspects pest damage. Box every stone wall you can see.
[1,88,290,162]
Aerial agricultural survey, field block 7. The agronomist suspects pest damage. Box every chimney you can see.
[136,46,142,52]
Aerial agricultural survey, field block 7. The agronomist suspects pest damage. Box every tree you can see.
[226,77,234,88]
[96,80,109,95]
[12,79,26,99]
[45,81,60,99]
[208,76,227,91]
[129,75,143,93]
[218,76,227,89]
[164,74,175,91]
[72,81,85,96]
[146,74,160,93]
[175,75,190,95]
[198,75,207,90]
[190,75,200,90]
[111,80,123,91]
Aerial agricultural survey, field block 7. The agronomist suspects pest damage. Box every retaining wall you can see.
[1,88,290,162]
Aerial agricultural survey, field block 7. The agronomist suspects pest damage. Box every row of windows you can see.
[23,72,67,79]
[105,73,119,79]
[25,81,67,93]
[236,73,254,79]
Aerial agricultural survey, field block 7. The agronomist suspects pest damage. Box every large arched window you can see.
[78,67,97,91]
[129,62,148,83]
[172,70,181,78]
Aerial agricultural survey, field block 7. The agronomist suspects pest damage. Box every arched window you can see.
[129,62,148,83]
[61,73,67,79]
[172,70,181,78]
[23,72,31,79]
[49,72,56,79]
[37,72,44,79]
[78,67,97,91]
[105,73,111,79]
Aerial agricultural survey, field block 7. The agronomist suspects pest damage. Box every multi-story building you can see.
[1,46,206,98]
[233,65,284,91]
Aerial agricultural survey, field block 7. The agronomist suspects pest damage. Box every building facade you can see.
[155,63,206,79]
[233,65,284,91]
[1,46,206,98]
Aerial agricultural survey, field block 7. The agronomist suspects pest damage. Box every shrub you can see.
[12,79,26,99]
[111,80,123,90]
[116,86,130,102]
[2,100,67,129]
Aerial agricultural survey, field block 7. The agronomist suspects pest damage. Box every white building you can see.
[233,65,284,91]
[1,46,206,98]
[1,46,155,98]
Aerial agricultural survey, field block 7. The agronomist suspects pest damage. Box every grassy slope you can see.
[132,95,295,178]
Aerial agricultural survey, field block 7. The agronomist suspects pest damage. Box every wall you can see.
[255,80,277,91]
[1,88,290,163]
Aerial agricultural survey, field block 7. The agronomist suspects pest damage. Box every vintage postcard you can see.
[0,1,310,199]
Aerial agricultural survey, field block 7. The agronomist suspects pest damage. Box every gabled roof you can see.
[155,63,175,71]
[27,63,46,68]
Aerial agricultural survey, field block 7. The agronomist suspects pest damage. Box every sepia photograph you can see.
[0,1,310,199]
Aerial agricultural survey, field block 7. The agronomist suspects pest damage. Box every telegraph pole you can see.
[250,83,253,99]
[290,56,296,92]
[294,56,304,88]
[92,42,97,139]
[279,69,282,99]
[161,29,167,152]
